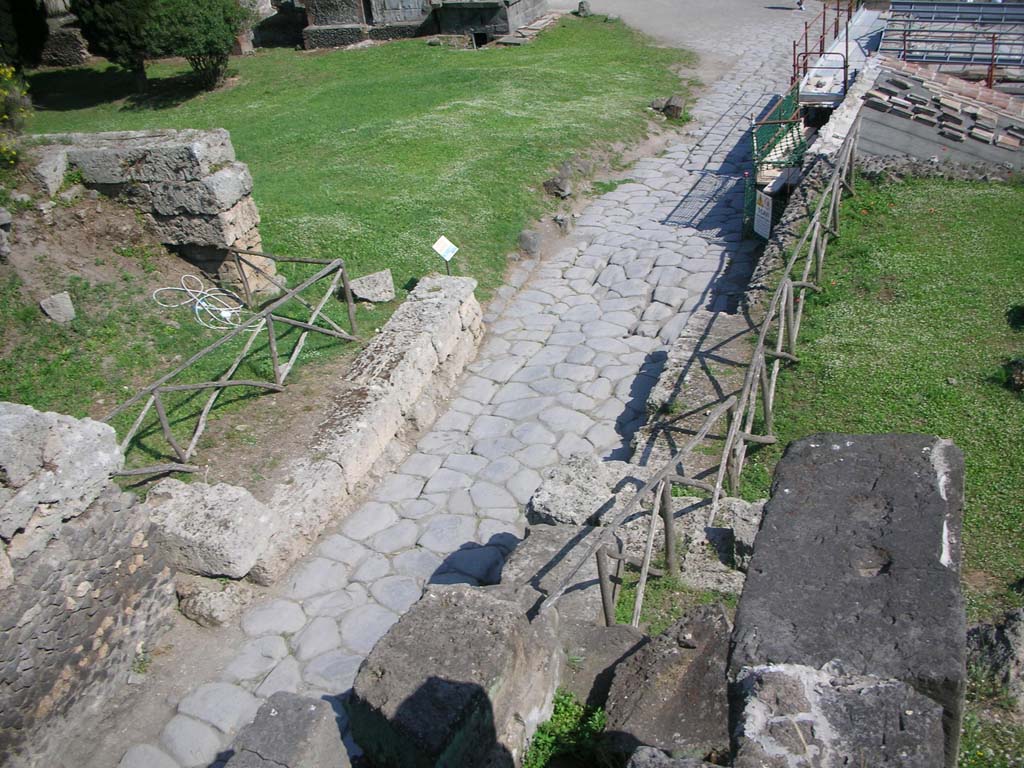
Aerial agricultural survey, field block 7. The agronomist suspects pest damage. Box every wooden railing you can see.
[540,117,862,628]
[104,251,359,477]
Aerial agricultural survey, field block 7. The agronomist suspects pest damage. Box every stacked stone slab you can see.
[434,0,548,39]
[39,0,89,67]
[30,130,278,294]
[303,0,433,49]
[0,402,175,768]
[729,433,966,767]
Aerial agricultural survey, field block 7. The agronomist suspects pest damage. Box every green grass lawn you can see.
[7,17,692,463]
[736,177,1024,765]
[27,17,691,299]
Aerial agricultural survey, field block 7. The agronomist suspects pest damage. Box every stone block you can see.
[61,128,236,184]
[348,584,563,767]
[605,605,731,761]
[149,196,261,248]
[302,23,367,49]
[149,162,254,216]
[500,523,605,624]
[39,291,76,324]
[527,453,616,526]
[732,664,946,768]
[968,608,1024,715]
[305,0,363,25]
[560,620,646,708]
[145,479,277,579]
[28,145,68,197]
[224,692,350,767]
[350,268,396,303]
[0,402,123,558]
[729,434,966,767]
[177,574,256,628]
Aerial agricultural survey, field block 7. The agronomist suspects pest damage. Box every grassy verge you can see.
[735,177,1024,766]
[9,17,693,463]
[959,665,1024,768]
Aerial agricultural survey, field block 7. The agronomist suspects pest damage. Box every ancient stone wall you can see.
[143,276,483,608]
[0,404,175,767]
[27,130,278,295]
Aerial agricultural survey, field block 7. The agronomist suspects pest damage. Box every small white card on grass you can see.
[432,236,459,261]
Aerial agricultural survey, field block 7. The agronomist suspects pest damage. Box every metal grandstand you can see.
[880,1,1024,70]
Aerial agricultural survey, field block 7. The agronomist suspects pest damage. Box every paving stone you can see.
[492,382,539,404]
[547,331,586,347]
[341,502,399,541]
[254,655,301,698]
[442,453,489,476]
[468,481,518,510]
[303,649,364,693]
[539,406,595,434]
[449,397,485,416]
[373,473,426,503]
[477,356,526,383]
[553,363,597,383]
[565,345,596,365]
[351,552,392,582]
[460,376,498,404]
[557,433,595,459]
[392,547,443,580]
[448,488,476,516]
[516,444,560,469]
[479,456,522,484]
[477,519,525,552]
[587,422,622,451]
[469,415,516,439]
[432,410,473,432]
[396,498,436,520]
[302,585,368,618]
[371,575,423,613]
[418,514,478,553]
[118,744,180,768]
[340,603,400,654]
[472,436,524,460]
[556,392,596,412]
[512,421,557,445]
[370,520,421,554]
[317,534,368,566]
[286,558,348,600]
[507,467,543,505]
[493,396,554,420]
[242,599,306,637]
[292,616,342,662]
[224,636,289,682]
[416,430,472,455]
[530,377,577,396]
[161,715,222,768]
[423,468,473,494]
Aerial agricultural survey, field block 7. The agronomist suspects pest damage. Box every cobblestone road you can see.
[120,6,815,766]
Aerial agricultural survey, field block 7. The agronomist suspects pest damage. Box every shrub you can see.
[71,0,157,89]
[147,0,250,90]
[0,63,31,168]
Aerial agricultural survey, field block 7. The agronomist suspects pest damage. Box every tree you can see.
[147,0,249,90]
[0,0,49,69]
[70,0,156,89]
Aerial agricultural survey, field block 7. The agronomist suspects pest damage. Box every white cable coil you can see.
[153,275,252,330]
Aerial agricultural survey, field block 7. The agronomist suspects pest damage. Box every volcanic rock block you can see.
[729,434,966,767]
[560,620,646,708]
[149,163,254,216]
[732,664,946,768]
[350,268,396,303]
[627,748,716,768]
[224,692,350,767]
[145,479,278,579]
[604,605,732,761]
[305,0,363,25]
[348,584,563,768]
[968,608,1024,715]
[29,145,69,197]
[63,129,236,184]
[527,453,616,526]
[0,402,123,559]
[149,196,261,248]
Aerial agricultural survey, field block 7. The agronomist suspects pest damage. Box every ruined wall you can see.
[28,130,278,295]
[0,404,175,767]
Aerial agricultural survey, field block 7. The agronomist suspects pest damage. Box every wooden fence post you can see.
[661,480,678,581]
[596,546,616,627]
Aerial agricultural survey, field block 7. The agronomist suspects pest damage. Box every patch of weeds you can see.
[615,559,737,636]
[959,709,1024,768]
[658,398,684,416]
[61,167,85,190]
[967,664,1017,712]
[131,644,152,674]
[591,178,634,195]
[566,652,584,672]
[522,689,607,768]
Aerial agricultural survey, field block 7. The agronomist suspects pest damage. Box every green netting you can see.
[752,84,806,170]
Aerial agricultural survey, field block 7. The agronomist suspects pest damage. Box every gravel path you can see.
[119,5,816,766]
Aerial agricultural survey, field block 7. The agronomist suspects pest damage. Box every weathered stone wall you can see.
[0,404,175,767]
[144,275,483,597]
[369,0,428,25]
[305,0,363,25]
[28,130,278,294]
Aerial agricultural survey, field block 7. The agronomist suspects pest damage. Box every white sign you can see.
[432,235,459,262]
[754,190,773,240]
